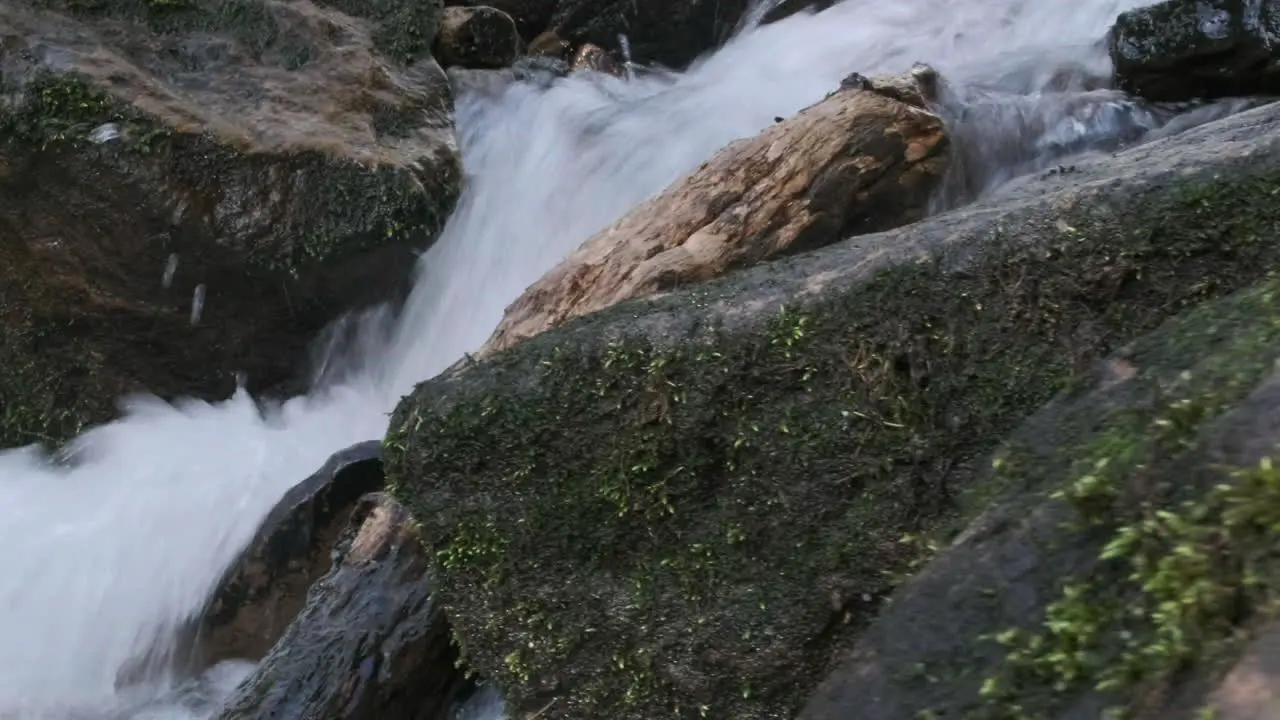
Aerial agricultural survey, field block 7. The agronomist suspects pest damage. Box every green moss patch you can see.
[384,162,1280,720]
[44,0,445,64]
[0,67,451,272]
[311,0,443,64]
[0,312,91,449]
[969,277,1280,719]
[0,72,171,150]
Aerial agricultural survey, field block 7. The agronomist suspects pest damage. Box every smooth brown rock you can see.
[526,29,571,59]
[481,69,950,356]
[191,441,385,669]
[435,6,522,68]
[213,492,470,720]
[112,442,385,688]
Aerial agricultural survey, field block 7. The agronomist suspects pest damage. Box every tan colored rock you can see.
[481,68,950,356]
[435,5,521,68]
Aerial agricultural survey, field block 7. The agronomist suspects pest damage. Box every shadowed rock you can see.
[213,492,471,720]
[0,0,462,447]
[449,0,807,69]
[481,68,950,355]
[435,6,521,69]
[1109,0,1280,101]
[191,440,386,670]
[385,99,1280,719]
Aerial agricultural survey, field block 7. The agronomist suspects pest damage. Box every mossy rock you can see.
[0,0,462,446]
[799,274,1280,720]
[384,100,1280,719]
[1109,0,1280,101]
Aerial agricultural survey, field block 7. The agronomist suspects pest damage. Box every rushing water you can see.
[0,0,1224,716]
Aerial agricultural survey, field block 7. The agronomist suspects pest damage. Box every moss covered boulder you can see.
[0,0,462,447]
[383,98,1280,719]
[800,274,1280,720]
[1109,0,1280,101]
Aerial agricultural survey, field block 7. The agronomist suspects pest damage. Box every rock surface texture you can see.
[1109,0,1280,101]
[385,99,1280,719]
[448,0,799,68]
[192,440,386,670]
[0,0,462,447]
[435,6,521,68]
[798,276,1280,719]
[214,492,470,720]
[481,69,950,355]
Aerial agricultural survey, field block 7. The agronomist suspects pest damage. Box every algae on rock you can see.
[1109,0,1280,101]
[384,100,1280,719]
[800,275,1280,720]
[0,0,462,445]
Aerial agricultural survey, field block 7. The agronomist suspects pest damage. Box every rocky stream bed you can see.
[9,0,1280,718]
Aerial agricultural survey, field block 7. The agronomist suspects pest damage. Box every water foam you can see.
[0,0,1176,716]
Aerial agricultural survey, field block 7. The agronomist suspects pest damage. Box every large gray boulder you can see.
[383,96,1280,719]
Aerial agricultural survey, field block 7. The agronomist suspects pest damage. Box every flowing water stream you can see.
[0,0,1229,716]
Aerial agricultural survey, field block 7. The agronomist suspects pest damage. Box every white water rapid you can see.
[0,0,1210,717]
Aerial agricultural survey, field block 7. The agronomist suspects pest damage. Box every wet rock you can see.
[1109,0,1280,101]
[190,440,386,670]
[568,42,622,76]
[451,0,811,69]
[435,6,521,69]
[214,492,471,720]
[920,67,1203,203]
[526,29,571,59]
[384,99,1280,719]
[481,68,950,355]
[798,276,1280,719]
[0,0,463,447]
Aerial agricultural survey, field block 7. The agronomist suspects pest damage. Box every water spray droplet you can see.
[190,284,206,325]
[89,123,120,144]
[162,253,179,289]
[617,34,634,81]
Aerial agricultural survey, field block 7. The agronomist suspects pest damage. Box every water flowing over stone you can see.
[189,441,386,672]
[0,0,1238,718]
[212,493,469,720]
[0,0,463,446]
[385,95,1280,720]
[482,67,950,355]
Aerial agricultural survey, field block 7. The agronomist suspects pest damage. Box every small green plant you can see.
[980,452,1280,714]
